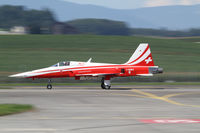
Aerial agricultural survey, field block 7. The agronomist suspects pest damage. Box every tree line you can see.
[0,5,55,34]
[66,19,130,35]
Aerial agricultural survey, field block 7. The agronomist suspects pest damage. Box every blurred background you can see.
[0,0,200,83]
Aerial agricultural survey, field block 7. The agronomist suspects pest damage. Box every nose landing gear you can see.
[47,79,52,89]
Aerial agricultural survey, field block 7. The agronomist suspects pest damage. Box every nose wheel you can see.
[47,79,52,89]
[47,84,52,89]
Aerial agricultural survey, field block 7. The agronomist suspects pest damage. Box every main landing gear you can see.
[46,78,112,90]
[101,77,111,90]
[47,79,52,89]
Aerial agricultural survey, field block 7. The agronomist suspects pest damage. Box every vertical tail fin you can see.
[125,43,155,66]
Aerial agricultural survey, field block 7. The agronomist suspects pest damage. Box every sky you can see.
[62,0,200,9]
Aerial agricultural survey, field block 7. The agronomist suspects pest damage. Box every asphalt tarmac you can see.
[0,85,200,133]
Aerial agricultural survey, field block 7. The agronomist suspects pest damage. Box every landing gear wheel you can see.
[104,85,111,90]
[101,83,105,89]
[101,84,111,90]
[101,77,111,90]
[47,79,53,90]
[47,84,52,89]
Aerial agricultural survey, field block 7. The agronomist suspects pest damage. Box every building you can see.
[10,26,27,34]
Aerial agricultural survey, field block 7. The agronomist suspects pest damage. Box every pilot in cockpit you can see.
[51,61,70,67]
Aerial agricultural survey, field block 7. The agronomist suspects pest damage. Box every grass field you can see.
[0,104,33,116]
[0,35,200,82]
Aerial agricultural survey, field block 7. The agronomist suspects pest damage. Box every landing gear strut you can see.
[47,79,52,89]
[101,77,111,90]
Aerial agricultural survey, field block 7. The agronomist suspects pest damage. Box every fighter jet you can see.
[10,43,163,89]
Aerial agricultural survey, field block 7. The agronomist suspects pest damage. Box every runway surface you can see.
[0,85,200,133]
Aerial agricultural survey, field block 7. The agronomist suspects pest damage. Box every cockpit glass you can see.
[51,61,70,67]
[52,64,58,67]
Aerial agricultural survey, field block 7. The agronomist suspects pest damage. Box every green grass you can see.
[0,35,200,82]
[177,36,200,42]
[0,35,200,72]
[0,104,33,116]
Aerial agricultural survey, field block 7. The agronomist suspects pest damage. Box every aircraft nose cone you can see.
[9,72,30,78]
[9,73,24,78]
[9,74,17,78]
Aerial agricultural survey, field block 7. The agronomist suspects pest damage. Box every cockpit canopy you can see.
[51,61,70,67]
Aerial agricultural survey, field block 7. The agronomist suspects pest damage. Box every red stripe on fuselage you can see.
[32,65,120,74]
[28,64,152,79]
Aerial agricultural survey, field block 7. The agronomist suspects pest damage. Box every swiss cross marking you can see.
[145,57,152,64]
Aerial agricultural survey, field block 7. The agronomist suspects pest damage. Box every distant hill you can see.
[0,0,200,29]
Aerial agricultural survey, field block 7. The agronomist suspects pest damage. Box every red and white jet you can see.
[10,43,163,89]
